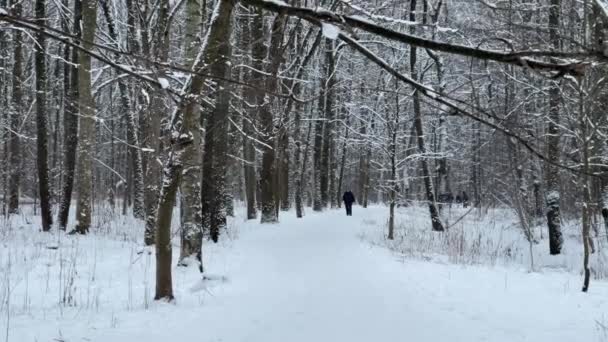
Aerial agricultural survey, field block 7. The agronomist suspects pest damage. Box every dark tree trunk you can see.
[35,0,53,231]
[257,12,287,223]
[336,115,350,209]
[318,40,334,210]
[7,0,23,215]
[241,11,258,220]
[58,0,82,230]
[278,124,290,211]
[201,81,231,241]
[154,0,237,299]
[243,117,258,220]
[201,4,236,241]
[154,153,180,301]
[313,61,325,212]
[143,0,170,245]
[358,118,370,208]
[74,0,98,234]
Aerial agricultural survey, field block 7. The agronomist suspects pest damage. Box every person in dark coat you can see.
[462,191,469,208]
[342,190,355,216]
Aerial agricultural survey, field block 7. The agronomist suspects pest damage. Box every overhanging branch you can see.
[240,0,595,76]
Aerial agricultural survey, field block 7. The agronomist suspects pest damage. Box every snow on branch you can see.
[594,0,608,21]
[337,32,587,175]
[240,0,595,76]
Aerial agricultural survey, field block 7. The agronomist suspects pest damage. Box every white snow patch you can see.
[546,190,560,202]
[0,8,7,15]
[158,77,170,89]
[349,14,377,25]
[436,26,458,33]
[3,205,608,342]
[322,22,340,40]
[264,0,288,6]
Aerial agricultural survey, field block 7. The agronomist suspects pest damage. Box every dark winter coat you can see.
[343,191,355,205]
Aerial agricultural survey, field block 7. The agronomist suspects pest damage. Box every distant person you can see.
[342,190,355,216]
[462,191,469,208]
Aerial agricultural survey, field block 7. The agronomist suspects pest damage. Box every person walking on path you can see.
[342,191,355,216]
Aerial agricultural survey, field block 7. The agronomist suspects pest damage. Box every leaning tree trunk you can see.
[546,0,563,255]
[153,0,237,300]
[410,0,444,232]
[35,0,53,231]
[289,29,323,218]
[58,0,81,230]
[74,0,98,234]
[99,0,145,220]
[7,0,23,215]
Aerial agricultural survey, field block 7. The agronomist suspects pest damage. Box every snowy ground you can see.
[2,204,608,342]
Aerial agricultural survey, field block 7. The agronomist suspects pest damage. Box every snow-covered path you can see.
[7,207,608,341]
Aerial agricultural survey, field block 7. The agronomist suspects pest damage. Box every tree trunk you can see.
[154,151,181,301]
[201,2,236,241]
[313,40,326,212]
[358,118,370,208]
[336,115,350,208]
[143,0,170,245]
[178,0,203,267]
[99,0,145,220]
[291,30,323,218]
[278,123,290,211]
[546,0,563,255]
[7,0,23,215]
[257,11,286,223]
[387,80,400,240]
[74,0,98,234]
[580,86,591,292]
[57,0,81,230]
[410,0,444,232]
[243,116,258,220]
[241,11,258,220]
[326,43,338,210]
[35,0,53,231]
[319,40,335,210]
[154,0,236,299]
